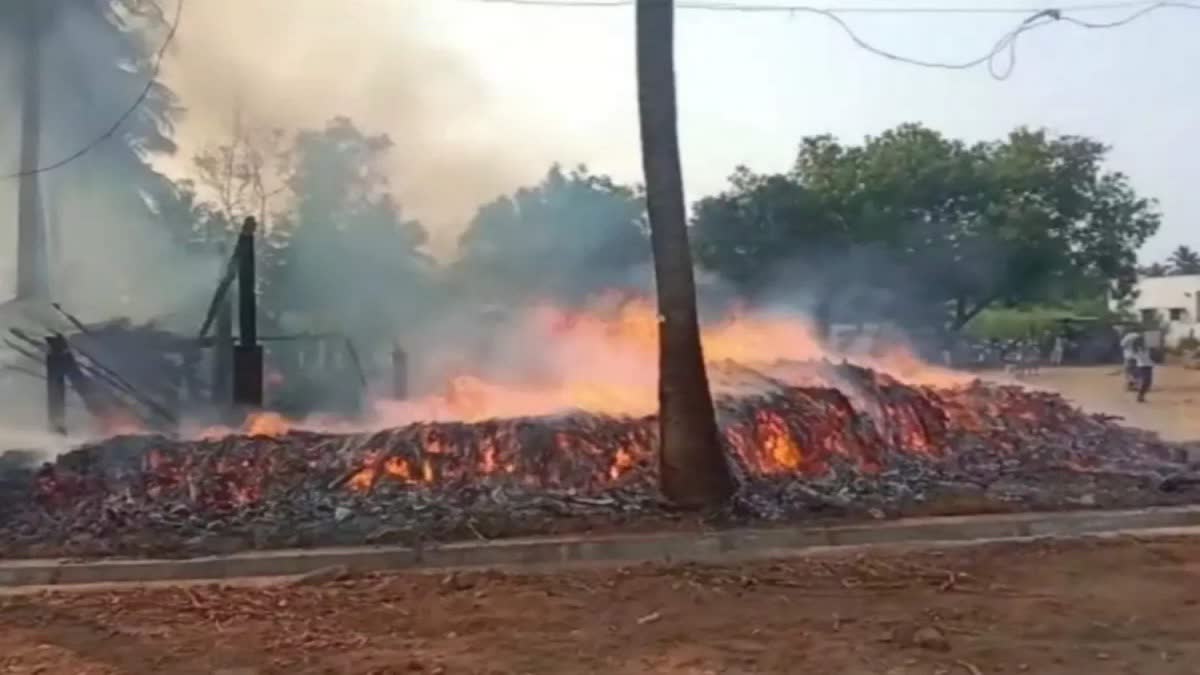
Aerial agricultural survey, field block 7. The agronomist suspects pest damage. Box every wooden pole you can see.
[212,243,234,407]
[238,218,258,348]
[233,217,263,408]
[45,337,67,435]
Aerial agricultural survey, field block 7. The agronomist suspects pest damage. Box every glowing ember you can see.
[9,357,1193,562]
[755,410,803,472]
[246,412,290,438]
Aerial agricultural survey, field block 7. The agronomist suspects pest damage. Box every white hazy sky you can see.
[162,0,1199,260]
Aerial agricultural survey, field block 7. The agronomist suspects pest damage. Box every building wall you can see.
[1119,275,1200,347]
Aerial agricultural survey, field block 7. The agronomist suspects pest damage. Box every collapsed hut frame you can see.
[3,217,410,437]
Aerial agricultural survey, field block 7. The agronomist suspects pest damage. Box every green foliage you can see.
[1139,262,1171,277]
[962,299,1120,340]
[1177,334,1200,352]
[451,165,650,305]
[692,167,839,293]
[1168,245,1200,275]
[4,0,193,305]
[692,123,1161,333]
[963,307,1070,340]
[263,118,436,352]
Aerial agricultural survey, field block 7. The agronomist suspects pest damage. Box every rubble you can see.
[1,360,1197,559]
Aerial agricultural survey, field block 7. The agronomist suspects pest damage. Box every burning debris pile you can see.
[1,360,1196,558]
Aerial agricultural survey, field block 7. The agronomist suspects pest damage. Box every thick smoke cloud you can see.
[160,0,569,256]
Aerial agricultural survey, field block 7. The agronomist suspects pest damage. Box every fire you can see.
[246,412,290,438]
[385,456,412,480]
[374,293,966,426]
[344,451,435,493]
[609,447,634,480]
[755,410,803,471]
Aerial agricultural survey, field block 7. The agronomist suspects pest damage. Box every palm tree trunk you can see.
[635,0,734,507]
[16,3,50,301]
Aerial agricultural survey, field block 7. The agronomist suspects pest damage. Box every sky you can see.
[160,0,1198,261]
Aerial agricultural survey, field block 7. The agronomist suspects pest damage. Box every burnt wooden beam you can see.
[45,337,67,435]
[233,217,263,408]
[212,242,234,408]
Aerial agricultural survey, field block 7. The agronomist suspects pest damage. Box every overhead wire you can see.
[468,0,1186,11]
[5,0,1197,180]
[2,0,185,180]
[467,0,1199,80]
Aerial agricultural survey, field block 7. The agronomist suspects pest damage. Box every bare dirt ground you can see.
[995,364,1200,442]
[4,535,1200,674]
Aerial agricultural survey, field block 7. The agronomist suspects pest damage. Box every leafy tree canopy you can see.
[692,123,1160,333]
[451,165,650,306]
[264,117,435,349]
[1167,245,1200,275]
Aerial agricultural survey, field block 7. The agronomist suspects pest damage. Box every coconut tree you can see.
[635,0,735,507]
[3,0,182,303]
[1168,245,1200,275]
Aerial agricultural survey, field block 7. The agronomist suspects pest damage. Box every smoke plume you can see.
[161,0,569,256]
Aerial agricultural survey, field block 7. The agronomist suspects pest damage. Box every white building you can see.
[1119,274,1200,347]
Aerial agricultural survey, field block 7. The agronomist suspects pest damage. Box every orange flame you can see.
[755,410,803,471]
[245,412,290,438]
[374,293,966,426]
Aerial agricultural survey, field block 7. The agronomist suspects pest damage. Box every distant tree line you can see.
[68,113,1170,357]
[1139,246,1200,277]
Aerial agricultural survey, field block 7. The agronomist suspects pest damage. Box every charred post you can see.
[44,337,68,435]
[212,244,235,408]
[233,217,263,409]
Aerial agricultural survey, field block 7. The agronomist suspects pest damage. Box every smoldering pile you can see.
[1,360,1197,559]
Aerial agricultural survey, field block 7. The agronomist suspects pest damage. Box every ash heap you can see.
[1,358,1196,559]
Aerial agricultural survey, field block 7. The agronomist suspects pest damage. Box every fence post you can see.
[233,217,263,409]
[45,337,68,435]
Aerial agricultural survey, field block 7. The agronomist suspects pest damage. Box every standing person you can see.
[1120,330,1141,391]
[1132,336,1154,403]
[1050,334,1065,366]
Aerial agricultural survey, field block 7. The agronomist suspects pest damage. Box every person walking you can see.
[1131,336,1154,403]
[1050,334,1065,366]
[1120,330,1141,391]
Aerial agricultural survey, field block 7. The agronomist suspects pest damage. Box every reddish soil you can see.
[4,535,1200,674]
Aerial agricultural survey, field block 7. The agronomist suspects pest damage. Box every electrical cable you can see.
[2,0,185,180]
[5,0,1195,180]
[468,0,1178,12]
[466,0,1200,80]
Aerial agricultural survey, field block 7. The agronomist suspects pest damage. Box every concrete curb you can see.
[4,505,1200,588]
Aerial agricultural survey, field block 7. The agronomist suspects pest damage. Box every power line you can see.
[3,0,1193,181]
[468,0,1182,12]
[466,0,1200,79]
[2,0,185,181]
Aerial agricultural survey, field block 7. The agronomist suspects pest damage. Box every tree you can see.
[263,118,436,354]
[694,124,1161,336]
[2,0,185,304]
[1139,262,1170,278]
[14,1,48,299]
[692,167,842,293]
[191,109,293,237]
[635,0,734,508]
[1168,245,1200,275]
[452,165,649,305]
[691,166,851,335]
